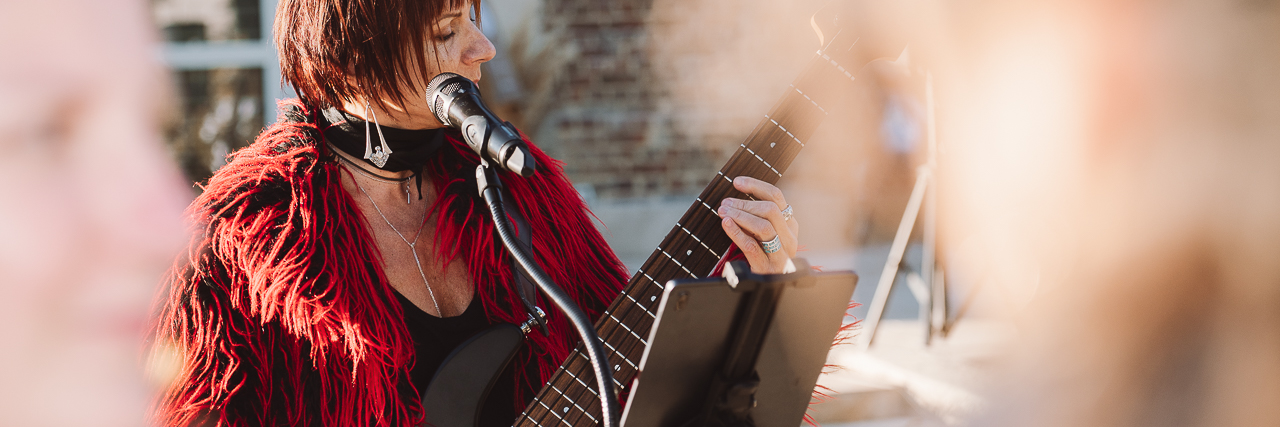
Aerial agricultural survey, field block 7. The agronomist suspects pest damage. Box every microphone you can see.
[426,72,535,177]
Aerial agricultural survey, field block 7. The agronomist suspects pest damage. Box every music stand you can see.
[619,259,858,427]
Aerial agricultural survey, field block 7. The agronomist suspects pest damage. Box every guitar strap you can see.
[502,196,548,336]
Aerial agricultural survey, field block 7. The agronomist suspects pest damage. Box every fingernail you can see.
[720,198,734,208]
[717,206,729,217]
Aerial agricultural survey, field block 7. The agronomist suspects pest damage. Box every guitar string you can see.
[516,78,819,427]
[523,160,788,425]
[524,167,767,421]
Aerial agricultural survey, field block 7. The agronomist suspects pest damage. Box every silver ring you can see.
[761,235,782,254]
[781,204,794,221]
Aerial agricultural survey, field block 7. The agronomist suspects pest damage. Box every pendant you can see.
[367,145,390,168]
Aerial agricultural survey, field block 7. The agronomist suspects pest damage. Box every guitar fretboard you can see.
[513,40,862,427]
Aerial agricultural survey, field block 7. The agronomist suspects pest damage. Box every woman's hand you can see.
[717,176,799,274]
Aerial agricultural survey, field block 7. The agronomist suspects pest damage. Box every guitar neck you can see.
[514,43,861,427]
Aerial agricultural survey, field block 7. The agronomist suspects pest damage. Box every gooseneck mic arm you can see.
[431,74,618,425]
[426,72,536,177]
[475,162,621,427]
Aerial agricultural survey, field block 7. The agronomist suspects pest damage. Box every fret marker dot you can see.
[770,142,776,148]
[651,296,656,301]
[614,364,620,371]
[686,249,692,256]
[563,407,569,413]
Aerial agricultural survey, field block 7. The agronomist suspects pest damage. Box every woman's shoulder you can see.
[194,99,329,220]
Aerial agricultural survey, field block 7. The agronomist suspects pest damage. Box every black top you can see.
[395,292,489,395]
[395,292,537,426]
[320,108,539,424]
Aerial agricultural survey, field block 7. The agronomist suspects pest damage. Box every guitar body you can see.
[419,323,523,427]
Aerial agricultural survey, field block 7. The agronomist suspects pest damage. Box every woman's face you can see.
[362,1,495,129]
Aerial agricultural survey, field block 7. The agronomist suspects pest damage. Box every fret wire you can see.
[545,372,599,427]
[793,60,850,113]
[603,301,658,354]
[676,222,720,258]
[528,355,591,426]
[561,352,601,394]
[658,249,695,277]
[767,117,806,148]
[608,313,648,345]
[604,286,652,320]
[549,383,600,424]
[601,289,659,338]
[716,170,734,185]
[519,53,850,427]
[657,230,698,262]
[738,155,772,183]
[601,298,654,337]
[767,97,825,138]
[695,196,719,219]
[679,201,720,240]
[743,145,783,178]
[602,318,654,370]
[593,321,629,368]
[602,339,639,371]
[534,397,574,427]
[552,350,615,424]
[627,269,669,309]
[598,316,646,370]
[572,347,622,390]
[655,238,721,283]
[819,50,858,82]
[537,353,595,427]
[620,292,656,318]
[791,84,829,115]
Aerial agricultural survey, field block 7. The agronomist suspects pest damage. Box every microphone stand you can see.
[475,160,621,427]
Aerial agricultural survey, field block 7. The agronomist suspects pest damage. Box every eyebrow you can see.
[437,11,463,21]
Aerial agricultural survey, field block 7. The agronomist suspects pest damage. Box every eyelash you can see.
[438,13,476,42]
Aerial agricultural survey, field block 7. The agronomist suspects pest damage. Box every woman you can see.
[151,0,800,425]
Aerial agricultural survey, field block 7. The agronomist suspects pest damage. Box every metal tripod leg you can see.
[859,167,930,349]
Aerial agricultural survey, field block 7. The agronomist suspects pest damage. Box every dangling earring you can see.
[364,102,392,168]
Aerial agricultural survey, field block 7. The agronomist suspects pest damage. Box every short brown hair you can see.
[274,0,479,110]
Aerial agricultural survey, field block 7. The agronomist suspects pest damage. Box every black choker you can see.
[320,108,447,200]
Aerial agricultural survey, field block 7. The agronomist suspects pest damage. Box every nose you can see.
[463,26,496,66]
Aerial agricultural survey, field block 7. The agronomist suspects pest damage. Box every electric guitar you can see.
[420,2,910,425]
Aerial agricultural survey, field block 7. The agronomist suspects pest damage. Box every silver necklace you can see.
[335,149,413,204]
[349,170,442,315]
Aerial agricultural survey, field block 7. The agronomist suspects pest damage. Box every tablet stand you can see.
[619,259,859,427]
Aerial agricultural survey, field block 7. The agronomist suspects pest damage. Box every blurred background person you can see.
[0,0,189,426]
[935,0,1280,426]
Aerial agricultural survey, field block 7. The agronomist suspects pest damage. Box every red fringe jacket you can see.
[152,100,629,426]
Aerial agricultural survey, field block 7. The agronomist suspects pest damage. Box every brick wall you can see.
[524,0,733,200]
[484,0,922,251]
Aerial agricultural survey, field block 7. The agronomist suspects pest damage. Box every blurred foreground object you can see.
[938,0,1280,426]
[0,0,188,426]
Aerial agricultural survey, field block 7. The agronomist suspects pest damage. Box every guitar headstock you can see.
[810,0,913,68]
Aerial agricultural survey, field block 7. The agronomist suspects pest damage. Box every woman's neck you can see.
[332,144,416,180]
[341,99,445,131]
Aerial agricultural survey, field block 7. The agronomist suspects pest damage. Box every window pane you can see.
[152,0,261,43]
[165,68,264,186]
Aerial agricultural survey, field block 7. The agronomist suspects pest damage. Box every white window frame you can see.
[159,0,288,124]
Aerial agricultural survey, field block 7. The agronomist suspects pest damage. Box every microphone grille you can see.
[431,91,448,124]
[426,72,463,124]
